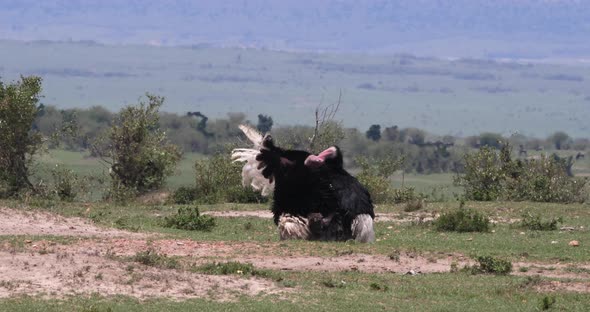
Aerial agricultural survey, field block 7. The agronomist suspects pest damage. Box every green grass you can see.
[0,272,589,311]
[31,149,204,200]
[1,198,589,310]
[3,199,589,262]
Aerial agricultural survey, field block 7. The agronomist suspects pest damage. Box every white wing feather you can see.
[231,125,274,196]
[238,124,264,149]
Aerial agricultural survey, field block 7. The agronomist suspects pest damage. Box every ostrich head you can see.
[304,146,343,169]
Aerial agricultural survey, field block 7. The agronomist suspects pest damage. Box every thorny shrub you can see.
[164,206,216,231]
[355,155,416,204]
[455,144,587,203]
[95,94,182,201]
[194,153,267,204]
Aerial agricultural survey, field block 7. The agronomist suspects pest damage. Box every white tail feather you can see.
[231,125,274,197]
[351,214,375,243]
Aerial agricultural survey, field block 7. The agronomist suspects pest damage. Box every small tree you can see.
[479,132,504,149]
[454,146,507,201]
[548,131,571,150]
[256,114,273,133]
[403,127,426,145]
[366,124,381,141]
[0,76,44,196]
[95,94,182,199]
[355,155,404,204]
[383,125,405,142]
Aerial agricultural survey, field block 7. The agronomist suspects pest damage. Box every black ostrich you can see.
[232,125,375,242]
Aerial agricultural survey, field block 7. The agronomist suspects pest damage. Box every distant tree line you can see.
[2,76,588,204]
[32,105,589,175]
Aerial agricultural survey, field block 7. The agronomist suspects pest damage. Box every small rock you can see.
[560,227,575,231]
[569,240,580,247]
[466,238,473,241]
[519,232,526,235]
[25,240,32,244]
[387,226,393,229]
[176,242,184,246]
[551,241,558,244]
[405,270,421,275]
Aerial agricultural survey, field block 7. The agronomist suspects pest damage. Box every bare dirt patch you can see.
[0,251,281,301]
[513,262,590,280]
[19,238,473,275]
[239,253,468,274]
[203,210,273,219]
[5,236,473,275]
[0,207,145,238]
[2,205,589,301]
[535,280,590,293]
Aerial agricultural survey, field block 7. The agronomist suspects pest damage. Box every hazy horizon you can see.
[1,1,589,137]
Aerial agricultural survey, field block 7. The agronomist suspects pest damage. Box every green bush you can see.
[519,212,563,231]
[132,249,180,269]
[195,261,267,277]
[355,155,405,204]
[435,208,490,232]
[164,206,215,231]
[456,144,587,203]
[390,186,419,203]
[369,282,390,291]
[0,76,44,197]
[194,153,267,204]
[504,156,586,203]
[95,94,182,201]
[50,165,87,202]
[114,217,140,232]
[403,198,425,212]
[170,186,197,204]
[454,146,506,201]
[540,296,557,310]
[467,256,512,275]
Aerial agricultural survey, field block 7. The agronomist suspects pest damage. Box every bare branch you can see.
[309,90,342,151]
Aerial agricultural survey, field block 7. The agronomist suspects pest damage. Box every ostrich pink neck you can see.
[304,147,337,168]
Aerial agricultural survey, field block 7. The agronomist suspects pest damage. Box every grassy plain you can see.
[1,147,586,310]
[0,198,589,311]
[1,40,589,137]
[3,149,590,310]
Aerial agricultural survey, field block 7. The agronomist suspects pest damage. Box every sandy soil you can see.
[0,250,280,301]
[0,206,588,300]
[0,207,145,238]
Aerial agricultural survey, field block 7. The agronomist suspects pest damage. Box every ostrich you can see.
[232,125,375,242]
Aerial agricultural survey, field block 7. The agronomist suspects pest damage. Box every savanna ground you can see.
[0,150,588,311]
[1,197,589,311]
